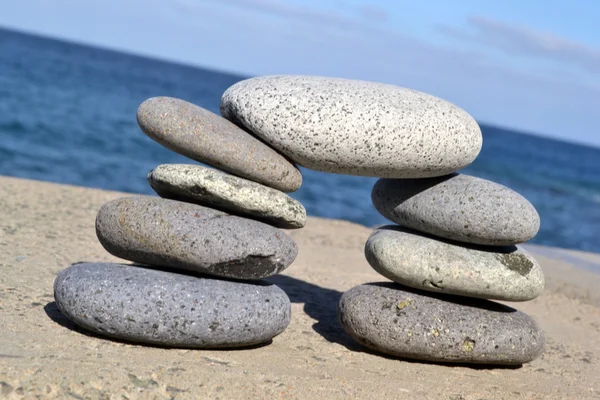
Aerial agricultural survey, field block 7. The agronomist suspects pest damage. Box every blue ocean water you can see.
[1,28,599,253]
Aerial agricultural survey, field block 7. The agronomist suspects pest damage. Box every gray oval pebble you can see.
[95,196,298,279]
[137,97,302,192]
[148,164,306,229]
[338,283,545,365]
[54,263,291,348]
[365,226,544,301]
[221,75,482,178]
[372,174,540,245]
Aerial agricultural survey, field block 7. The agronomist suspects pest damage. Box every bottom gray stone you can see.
[54,262,291,348]
[338,283,545,365]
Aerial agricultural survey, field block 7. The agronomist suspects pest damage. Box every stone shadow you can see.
[46,277,524,369]
[44,301,272,350]
[268,276,523,370]
[267,274,364,351]
[44,301,91,335]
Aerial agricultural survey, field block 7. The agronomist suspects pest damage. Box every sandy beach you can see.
[1,175,599,399]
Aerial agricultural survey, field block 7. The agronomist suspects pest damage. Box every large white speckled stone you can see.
[365,226,545,301]
[220,75,482,178]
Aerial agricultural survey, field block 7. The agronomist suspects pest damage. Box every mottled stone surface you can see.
[365,226,545,301]
[372,174,540,245]
[220,75,482,178]
[54,263,291,348]
[95,196,298,279]
[148,164,306,229]
[137,97,302,192]
[339,283,545,365]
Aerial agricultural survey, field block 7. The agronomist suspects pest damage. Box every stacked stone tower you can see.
[54,75,545,365]
[54,97,306,348]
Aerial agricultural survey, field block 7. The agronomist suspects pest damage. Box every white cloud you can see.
[193,0,360,30]
[357,5,388,23]
[439,16,600,75]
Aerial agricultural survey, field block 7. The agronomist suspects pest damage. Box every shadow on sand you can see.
[43,301,271,350]
[45,277,522,370]
[267,274,362,351]
[268,275,523,370]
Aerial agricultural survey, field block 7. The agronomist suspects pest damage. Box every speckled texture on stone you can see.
[338,283,545,365]
[95,196,298,279]
[365,226,545,301]
[54,263,291,348]
[137,97,302,192]
[220,75,482,178]
[372,173,541,246]
[148,164,306,229]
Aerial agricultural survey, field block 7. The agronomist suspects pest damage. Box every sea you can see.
[1,28,599,253]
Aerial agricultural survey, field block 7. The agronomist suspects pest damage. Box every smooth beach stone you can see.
[137,97,302,192]
[372,173,540,246]
[54,263,291,348]
[220,75,482,178]
[148,164,306,229]
[365,226,544,301]
[338,283,545,365]
[95,196,298,280]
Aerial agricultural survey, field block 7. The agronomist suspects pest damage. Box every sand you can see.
[1,175,599,399]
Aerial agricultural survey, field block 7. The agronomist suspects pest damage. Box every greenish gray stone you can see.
[365,226,544,301]
[148,164,306,229]
[372,173,540,245]
[95,196,298,280]
[221,75,482,178]
[54,263,291,348]
[338,283,545,365]
[137,97,302,192]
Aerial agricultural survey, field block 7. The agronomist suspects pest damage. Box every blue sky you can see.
[1,0,599,146]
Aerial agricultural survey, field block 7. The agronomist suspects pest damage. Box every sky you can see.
[1,0,599,147]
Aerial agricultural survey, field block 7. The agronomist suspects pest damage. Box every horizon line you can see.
[2,24,598,151]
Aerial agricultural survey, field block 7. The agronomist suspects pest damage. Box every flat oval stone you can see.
[148,164,306,229]
[95,196,298,279]
[220,75,482,178]
[54,263,291,348]
[365,226,544,301]
[137,97,302,192]
[338,283,545,365]
[372,174,540,245]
